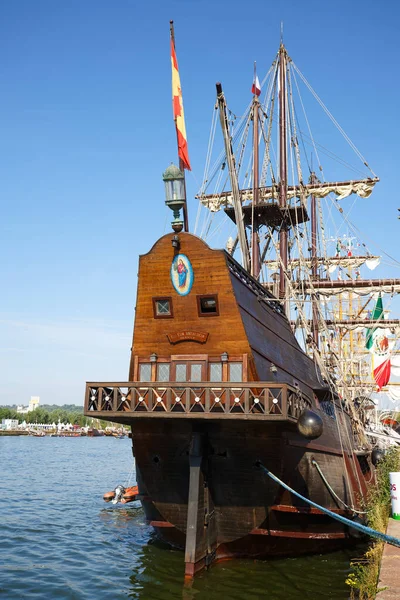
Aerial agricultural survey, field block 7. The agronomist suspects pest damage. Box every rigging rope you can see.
[291,62,377,178]
[260,60,278,187]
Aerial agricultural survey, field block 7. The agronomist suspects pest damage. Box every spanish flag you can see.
[171,37,191,171]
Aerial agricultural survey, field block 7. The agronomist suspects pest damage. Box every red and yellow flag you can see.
[171,38,191,171]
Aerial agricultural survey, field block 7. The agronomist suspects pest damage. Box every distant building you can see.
[33,422,56,431]
[1,419,19,430]
[17,396,40,415]
[29,396,40,412]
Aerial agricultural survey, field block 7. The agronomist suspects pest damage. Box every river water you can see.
[0,436,360,599]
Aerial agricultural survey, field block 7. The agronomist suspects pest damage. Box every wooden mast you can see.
[279,44,288,304]
[310,172,319,350]
[216,82,250,271]
[251,65,261,279]
[170,20,189,232]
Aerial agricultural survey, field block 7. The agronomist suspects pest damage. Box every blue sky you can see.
[1,0,399,406]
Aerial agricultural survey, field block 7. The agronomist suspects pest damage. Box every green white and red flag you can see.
[365,294,391,390]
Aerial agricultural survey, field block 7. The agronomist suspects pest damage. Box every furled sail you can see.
[198,178,379,212]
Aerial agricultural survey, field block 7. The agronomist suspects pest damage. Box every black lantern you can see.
[163,163,185,233]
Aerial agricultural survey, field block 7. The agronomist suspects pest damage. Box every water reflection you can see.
[127,530,362,600]
[101,501,362,599]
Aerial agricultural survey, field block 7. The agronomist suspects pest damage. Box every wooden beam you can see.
[185,432,207,578]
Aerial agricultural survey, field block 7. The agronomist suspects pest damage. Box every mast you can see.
[170,20,189,232]
[251,76,261,279]
[216,82,250,271]
[279,44,288,302]
[310,172,319,350]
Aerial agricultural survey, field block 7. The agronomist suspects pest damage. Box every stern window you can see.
[139,363,152,381]
[173,362,205,382]
[175,364,187,382]
[157,363,170,382]
[197,295,219,316]
[190,364,202,382]
[229,362,243,382]
[153,297,173,318]
[209,363,222,382]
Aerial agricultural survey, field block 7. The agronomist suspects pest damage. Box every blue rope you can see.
[258,462,400,548]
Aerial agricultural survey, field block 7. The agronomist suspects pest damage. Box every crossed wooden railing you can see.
[84,382,311,421]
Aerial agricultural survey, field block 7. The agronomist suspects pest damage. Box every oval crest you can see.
[170,254,194,296]
[372,332,389,357]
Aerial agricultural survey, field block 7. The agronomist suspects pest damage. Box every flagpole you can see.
[170,20,189,232]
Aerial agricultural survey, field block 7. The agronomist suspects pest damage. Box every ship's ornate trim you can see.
[166,331,209,344]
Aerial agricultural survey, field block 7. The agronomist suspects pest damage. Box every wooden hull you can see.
[84,232,373,576]
[131,417,369,575]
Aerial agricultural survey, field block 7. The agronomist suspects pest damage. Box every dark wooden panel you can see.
[229,273,324,392]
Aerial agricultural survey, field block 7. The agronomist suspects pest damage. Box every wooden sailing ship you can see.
[84,35,400,576]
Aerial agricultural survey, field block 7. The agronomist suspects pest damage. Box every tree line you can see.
[0,404,93,427]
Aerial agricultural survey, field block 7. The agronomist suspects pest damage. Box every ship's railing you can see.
[84,382,311,421]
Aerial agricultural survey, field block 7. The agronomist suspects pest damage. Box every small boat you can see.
[103,485,139,504]
[29,429,46,437]
[87,428,104,437]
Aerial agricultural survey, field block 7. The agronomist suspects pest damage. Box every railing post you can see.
[166,387,172,411]
[185,387,191,412]
[225,387,230,413]
[128,386,133,412]
[244,386,249,414]
[205,387,210,412]
[147,387,153,411]
[282,385,288,418]
[84,384,90,412]
[263,388,269,413]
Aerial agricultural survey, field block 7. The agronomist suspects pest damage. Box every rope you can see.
[312,459,367,514]
[124,464,136,489]
[257,462,400,548]
[291,62,377,178]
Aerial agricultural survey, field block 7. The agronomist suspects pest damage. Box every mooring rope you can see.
[257,462,400,548]
[312,459,367,515]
